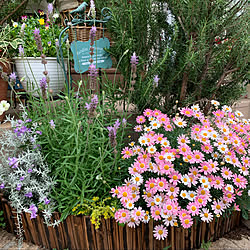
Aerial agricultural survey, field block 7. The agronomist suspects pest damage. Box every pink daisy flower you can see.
[201,144,214,154]
[178,144,191,156]
[163,201,175,215]
[223,191,236,203]
[163,214,177,227]
[177,134,191,145]
[110,186,120,197]
[145,178,158,194]
[169,171,181,185]
[143,108,153,117]
[155,177,168,192]
[221,167,233,180]
[167,185,179,197]
[131,207,145,221]
[117,186,133,201]
[211,200,225,215]
[200,208,213,223]
[127,217,140,228]
[151,206,162,221]
[195,195,208,207]
[233,174,248,189]
[134,125,143,132]
[187,202,200,216]
[122,147,133,159]
[178,209,190,220]
[199,162,213,175]
[207,159,219,173]
[115,209,131,223]
[180,107,193,117]
[164,122,174,132]
[153,224,168,240]
[136,115,146,124]
[181,215,193,229]
[211,176,224,189]
[152,109,162,118]
[192,150,205,163]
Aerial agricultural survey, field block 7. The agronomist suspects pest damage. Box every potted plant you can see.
[11,5,67,97]
[0,24,22,121]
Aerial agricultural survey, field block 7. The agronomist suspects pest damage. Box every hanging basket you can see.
[0,0,28,25]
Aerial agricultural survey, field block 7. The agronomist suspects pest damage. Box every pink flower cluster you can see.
[112,102,250,240]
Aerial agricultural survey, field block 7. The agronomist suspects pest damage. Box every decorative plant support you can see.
[58,2,112,94]
[0,195,241,250]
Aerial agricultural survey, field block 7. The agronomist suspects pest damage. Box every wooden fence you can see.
[0,195,241,250]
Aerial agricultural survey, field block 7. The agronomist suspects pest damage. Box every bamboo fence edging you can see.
[0,195,241,250]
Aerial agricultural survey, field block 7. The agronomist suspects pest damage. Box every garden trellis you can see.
[58,1,113,94]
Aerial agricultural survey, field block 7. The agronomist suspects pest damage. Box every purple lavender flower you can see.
[20,176,25,181]
[16,184,22,191]
[88,63,98,90]
[9,72,17,84]
[85,95,98,114]
[153,75,160,87]
[49,120,55,129]
[0,183,5,189]
[20,23,26,35]
[114,119,121,130]
[40,77,47,90]
[47,3,53,14]
[29,204,38,219]
[33,28,43,52]
[89,26,97,44]
[130,52,139,66]
[36,130,42,135]
[122,118,127,127]
[8,157,18,168]
[26,118,32,123]
[44,197,50,205]
[24,192,33,198]
[28,168,33,173]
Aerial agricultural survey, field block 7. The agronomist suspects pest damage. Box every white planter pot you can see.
[14,57,67,97]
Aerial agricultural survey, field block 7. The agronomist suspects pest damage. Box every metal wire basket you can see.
[0,0,28,25]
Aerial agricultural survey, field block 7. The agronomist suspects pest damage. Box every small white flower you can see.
[148,145,157,154]
[131,174,143,186]
[174,117,187,128]
[211,100,220,106]
[13,22,18,28]
[53,13,59,19]
[150,120,161,129]
[139,136,147,146]
[161,139,170,147]
[218,144,228,154]
[222,105,232,113]
[154,195,162,205]
[126,200,134,210]
[181,175,191,185]
[187,191,196,201]
[225,184,234,193]
[248,190,250,196]
[164,152,175,162]
[235,110,244,117]
[180,190,188,199]
[191,104,200,112]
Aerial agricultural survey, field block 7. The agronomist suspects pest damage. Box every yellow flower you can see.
[39,18,45,25]
[92,196,99,202]
[13,22,18,28]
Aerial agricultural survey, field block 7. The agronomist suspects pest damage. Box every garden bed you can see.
[0,194,241,250]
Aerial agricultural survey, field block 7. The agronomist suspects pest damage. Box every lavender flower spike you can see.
[9,72,17,84]
[8,157,18,168]
[130,52,139,66]
[18,45,24,57]
[40,77,47,90]
[49,120,55,129]
[25,192,33,198]
[85,95,98,112]
[48,3,53,14]
[33,28,43,52]
[153,75,160,87]
[88,63,98,90]
[0,183,5,189]
[89,26,97,45]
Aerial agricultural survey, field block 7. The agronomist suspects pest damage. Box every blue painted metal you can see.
[71,37,112,73]
[58,2,112,95]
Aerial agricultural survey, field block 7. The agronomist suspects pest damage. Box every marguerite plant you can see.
[111,101,250,240]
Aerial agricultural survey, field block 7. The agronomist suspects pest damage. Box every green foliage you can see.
[0,24,22,60]
[98,0,249,113]
[10,14,66,57]
[25,86,129,219]
[201,238,212,250]
[0,210,6,228]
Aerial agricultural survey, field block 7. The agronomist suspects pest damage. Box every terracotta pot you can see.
[0,61,11,122]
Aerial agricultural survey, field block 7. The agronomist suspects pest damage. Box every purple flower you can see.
[47,3,53,14]
[114,119,121,130]
[26,118,32,123]
[44,197,50,205]
[85,94,98,114]
[130,52,139,66]
[20,23,26,35]
[88,64,98,90]
[20,176,25,181]
[28,168,33,173]
[47,41,51,46]
[33,28,43,52]
[55,40,59,47]
[49,120,55,129]
[36,130,42,135]
[9,72,17,84]
[153,75,160,87]
[40,77,47,90]
[29,204,38,219]
[16,184,22,191]
[89,26,97,44]
[0,183,5,189]
[21,15,27,21]
[122,118,127,127]
[24,192,33,198]
[8,157,18,168]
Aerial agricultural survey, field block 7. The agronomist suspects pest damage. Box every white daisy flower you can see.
[235,110,244,117]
